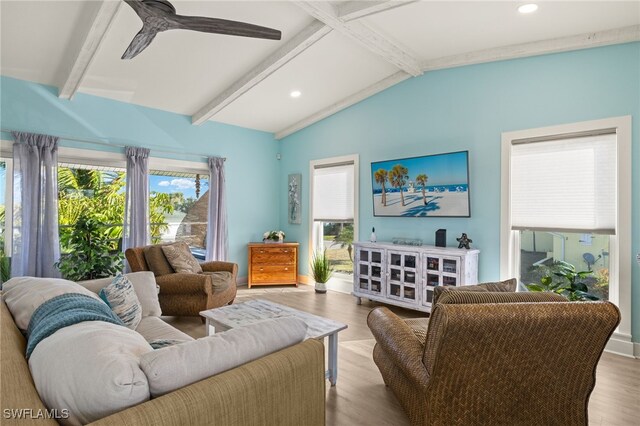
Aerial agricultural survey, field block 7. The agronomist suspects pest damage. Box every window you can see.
[150,171,209,259]
[501,116,632,355]
[310,156,359,277]
[0,159,11,282]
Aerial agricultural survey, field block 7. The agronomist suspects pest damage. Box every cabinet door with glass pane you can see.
[422,255,461,310]
[356,247,385,296]
[386,250,420,304]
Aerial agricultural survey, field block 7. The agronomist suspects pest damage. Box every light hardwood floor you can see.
[166,285,640,426]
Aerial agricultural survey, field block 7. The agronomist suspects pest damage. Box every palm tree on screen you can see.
[415,174,428,205]
[389,164,409,206]
[374,169,388,206]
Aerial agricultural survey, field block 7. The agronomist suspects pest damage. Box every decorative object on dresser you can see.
[263,230,286,243]
[310,248,334,294]
[248,242,298,288]
[353,241,479,312]
[288,173,302,224]
[456,232,473,249]
[435,229,446,247]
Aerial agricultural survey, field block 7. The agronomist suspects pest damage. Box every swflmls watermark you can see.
[3,408,70,420]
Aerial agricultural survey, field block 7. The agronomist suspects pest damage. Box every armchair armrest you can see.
[201,261,238,277]
[155,273,212,295]
[367,307,430,388]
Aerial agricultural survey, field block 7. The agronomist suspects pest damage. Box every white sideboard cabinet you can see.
[353,242,479,312]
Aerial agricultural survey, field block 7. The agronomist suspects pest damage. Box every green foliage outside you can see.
[56,168,175,279]
[525,260,600,301]
[332,225,354,261]
[54,215,124,281]
[323,222,354,274]
[0,204,9,283]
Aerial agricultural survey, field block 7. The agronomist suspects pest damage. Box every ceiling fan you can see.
[121,0,282,59]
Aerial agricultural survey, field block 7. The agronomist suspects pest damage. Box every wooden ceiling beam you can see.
[191,20,331,125]
[421,24,640,72]
[58,1,121,100]
[337,1,418,22]
[294,1,422,77]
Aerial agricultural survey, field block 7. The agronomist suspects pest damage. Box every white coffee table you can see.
[200,299,348,386]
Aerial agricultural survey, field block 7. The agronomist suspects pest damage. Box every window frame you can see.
[309,155,359,282]
[0,140,210,258]
[500,116,632,356]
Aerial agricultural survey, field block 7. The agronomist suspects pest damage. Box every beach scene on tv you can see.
[371,151,470,217]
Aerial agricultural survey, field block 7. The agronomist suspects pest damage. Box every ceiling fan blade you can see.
[124,0,155,20]
[166,15,281,40]
[122,29,158,59]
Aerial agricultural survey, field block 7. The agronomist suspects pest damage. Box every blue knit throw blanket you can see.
[26,293,124,358]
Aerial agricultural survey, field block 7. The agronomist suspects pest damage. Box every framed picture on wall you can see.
[371,150,470,217]
[288,173,302,224]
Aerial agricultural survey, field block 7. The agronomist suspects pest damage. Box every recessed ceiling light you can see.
[518,3,538,14]
[290,90,301,98]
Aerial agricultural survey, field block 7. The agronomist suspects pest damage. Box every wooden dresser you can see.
[247,242,299,288]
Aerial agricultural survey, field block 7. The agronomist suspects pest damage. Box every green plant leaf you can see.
[526,284,544,292]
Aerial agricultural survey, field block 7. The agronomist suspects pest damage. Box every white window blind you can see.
[510,133,616,234]
[313,163,354,222]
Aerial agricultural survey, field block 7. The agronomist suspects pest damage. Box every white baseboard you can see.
[605,332,636,358]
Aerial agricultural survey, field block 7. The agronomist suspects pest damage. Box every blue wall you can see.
[0,76,280,278]
[278,42,640,342]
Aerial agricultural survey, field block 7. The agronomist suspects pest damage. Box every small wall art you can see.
[288,173,302,224]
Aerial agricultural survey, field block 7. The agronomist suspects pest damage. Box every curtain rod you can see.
[0,127,226,161]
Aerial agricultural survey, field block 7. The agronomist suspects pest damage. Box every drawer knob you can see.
[259,268,264,271]
[282,250,289,253]
[260,250,265,254]
[284,267,288,271]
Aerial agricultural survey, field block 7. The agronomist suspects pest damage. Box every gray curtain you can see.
[123,147,150,254]
[206,157,228,261]
[11,132,61,278]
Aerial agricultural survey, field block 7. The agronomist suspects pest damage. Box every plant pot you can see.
[314,280,327,294]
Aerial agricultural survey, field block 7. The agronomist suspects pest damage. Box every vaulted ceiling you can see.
[1,1,639,139]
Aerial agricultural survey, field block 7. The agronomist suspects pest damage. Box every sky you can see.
[149,174,208,199]
[371,150,469,189]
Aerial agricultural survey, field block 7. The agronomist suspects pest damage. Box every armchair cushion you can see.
[201,271,232,291]
[143,245,175,277]
[155,273,212,294]
[161,242,202,274]
[432,278,517,305]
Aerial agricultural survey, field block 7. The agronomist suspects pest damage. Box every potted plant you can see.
[263,230,285,243]
[526,260,599,301]
[310,248,333,294]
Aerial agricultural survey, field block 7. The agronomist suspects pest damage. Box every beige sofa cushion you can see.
[140,317,307,396]
[143,245,175,277]
[29,321,152,426]
[136,316,194,343]
[161,242,202,274]
[2,277,100,332]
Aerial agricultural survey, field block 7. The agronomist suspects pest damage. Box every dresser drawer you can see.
[251,252,295,265]
[251,265,296,283]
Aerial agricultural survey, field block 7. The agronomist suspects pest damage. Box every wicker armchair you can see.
[125,244,238,317]
[367,291,620,426]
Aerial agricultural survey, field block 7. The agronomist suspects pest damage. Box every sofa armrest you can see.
[88,339,325,426]
[200,261,238,277]
[367,307,430,388]
[155,273,212,295]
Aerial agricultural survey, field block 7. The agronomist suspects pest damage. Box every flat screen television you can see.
[370,150,470,217]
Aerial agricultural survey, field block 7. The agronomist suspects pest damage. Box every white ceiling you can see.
[1,1,639,137]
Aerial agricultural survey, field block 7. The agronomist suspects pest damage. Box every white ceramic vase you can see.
[314,280,327,294]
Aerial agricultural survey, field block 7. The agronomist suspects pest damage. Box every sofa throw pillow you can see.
[99,274,143,329]
[29,321,152,426]
[140,317,307,396]
[143,245,175,277]
[79,271,162,317]
[2,277,101,332]
[161,242,203,274]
